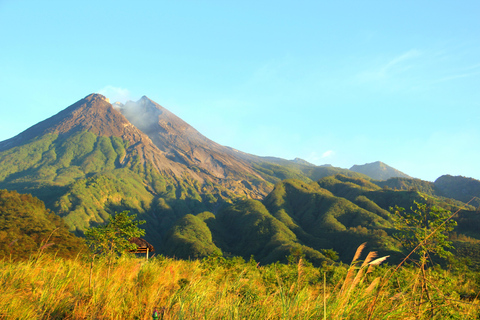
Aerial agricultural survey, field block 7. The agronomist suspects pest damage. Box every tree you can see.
[391,198,457,315]
[391,199,456,263]
[85,210,146,258]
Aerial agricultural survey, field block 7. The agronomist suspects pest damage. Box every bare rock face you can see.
[114,96,269,197]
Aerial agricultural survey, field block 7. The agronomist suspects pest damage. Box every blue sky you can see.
[1,1,479,181]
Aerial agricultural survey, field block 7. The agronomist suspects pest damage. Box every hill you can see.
[375,175,480,208]
[163,175,402,263]
[350,161,412,180]
[435,175,480,207]
[163,173,480,265]
[0,189,86,259]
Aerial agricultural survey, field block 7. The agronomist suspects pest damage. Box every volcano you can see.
[0,94,278,238]
[0,93,370,250]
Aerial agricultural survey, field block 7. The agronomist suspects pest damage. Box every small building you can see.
[129,237,154,258]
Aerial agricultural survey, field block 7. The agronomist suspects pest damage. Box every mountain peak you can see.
[350,161,411,180]
[0,93,145,150]
[88,93,109,101]
[140,95,152,102]
[0,93,279,201]
[292,158,315,166]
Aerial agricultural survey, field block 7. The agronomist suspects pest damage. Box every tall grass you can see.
[0,250,478,319]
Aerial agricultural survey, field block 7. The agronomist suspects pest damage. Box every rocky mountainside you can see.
[350,161,411,180]
[0,94,272,198]
[0,94,180,176]
[0,94,139,150]
[113,96,269,198]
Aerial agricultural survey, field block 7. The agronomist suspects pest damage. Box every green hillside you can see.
[163,213,221,259]
[0,117,377,257]
[162,174,480,266]
[263,177,398,262]
[375,176,480,208]
[374,177,438,194]
[252,159,370,184]
[0,189,86,259]
[435,175,480,207]
[2,128,480,266]
[163,176,401,264]
[0,130,230,250]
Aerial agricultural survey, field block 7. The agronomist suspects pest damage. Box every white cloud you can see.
[356,49,421,83]
[438,72,480,83]
[380,50,421,75]
[97,86,131,103]
[304,150,336,164]
[321,150,335,158]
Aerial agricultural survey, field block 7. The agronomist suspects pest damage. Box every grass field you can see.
[1,245,479,319]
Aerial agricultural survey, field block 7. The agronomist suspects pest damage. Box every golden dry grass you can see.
[0,248,478,319]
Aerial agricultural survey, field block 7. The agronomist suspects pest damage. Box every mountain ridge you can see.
[350,161,412,180]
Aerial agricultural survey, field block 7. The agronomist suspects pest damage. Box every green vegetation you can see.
[1,124,480,273]
[392,199,456,262]
[0,132,126,190]
[2,121,479,267]
[0,189,86,260]
[3,127,398,264]
[160,174,480,267]
[375,177,438,195]
[3,165,479,270]
[85,210,145,257]
[164,213,221,259]
[252,162,314,184]
[0,131,238,252]
[260,177,398,262]
[434,175,480,207]
[1,153,480,318]
[252,160,371,185]
[375,176,480,208]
